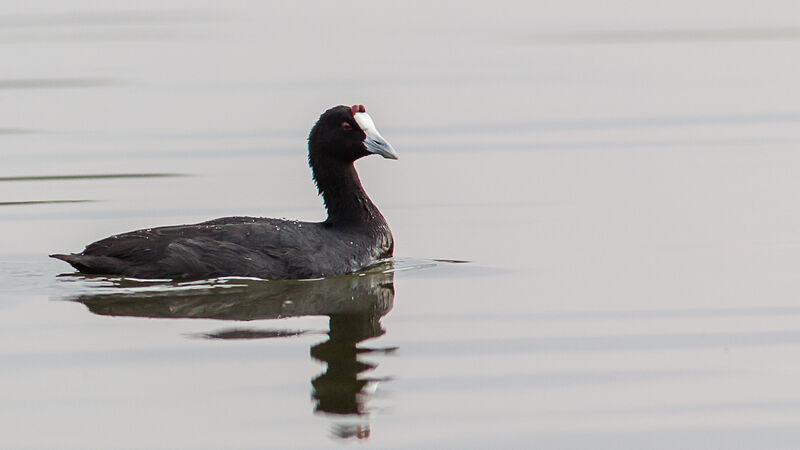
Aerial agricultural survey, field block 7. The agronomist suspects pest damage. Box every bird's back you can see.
[51,216,391,280]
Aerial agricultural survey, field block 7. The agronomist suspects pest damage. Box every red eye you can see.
[341,121,352,130]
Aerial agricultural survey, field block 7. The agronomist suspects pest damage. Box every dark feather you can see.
[50,105,396,280]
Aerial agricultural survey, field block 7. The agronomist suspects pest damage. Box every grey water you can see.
[2,1,800,448]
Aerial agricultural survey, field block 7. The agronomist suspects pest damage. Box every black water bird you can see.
[51,105,398,280]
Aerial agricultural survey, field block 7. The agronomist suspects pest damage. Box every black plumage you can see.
[51,105,397,280]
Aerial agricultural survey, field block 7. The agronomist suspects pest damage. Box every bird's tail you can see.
[50,253,125,275]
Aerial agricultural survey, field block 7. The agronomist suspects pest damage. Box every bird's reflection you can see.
[66,267,395,440]
[309,310,396,439]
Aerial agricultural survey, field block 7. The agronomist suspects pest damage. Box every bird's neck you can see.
[312,158,383,226]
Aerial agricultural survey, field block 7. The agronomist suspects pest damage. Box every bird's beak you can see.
[354,112,398,160]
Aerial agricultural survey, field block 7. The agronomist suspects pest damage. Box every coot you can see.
[51,105,398,280]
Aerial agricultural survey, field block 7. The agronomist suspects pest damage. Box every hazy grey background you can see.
[2,1,800,448]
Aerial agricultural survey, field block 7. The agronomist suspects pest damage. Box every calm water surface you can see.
[2,1,800,448]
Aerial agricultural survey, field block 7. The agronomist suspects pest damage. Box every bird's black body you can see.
[51,105,396,280]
